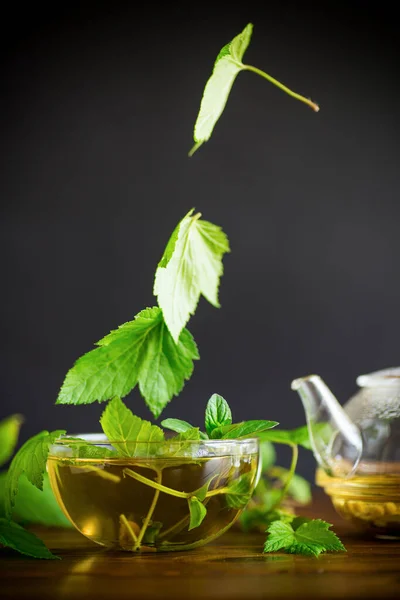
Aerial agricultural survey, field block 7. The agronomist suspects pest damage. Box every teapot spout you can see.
[291,375,363,477]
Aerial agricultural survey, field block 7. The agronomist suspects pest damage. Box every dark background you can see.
[1,2,399,480]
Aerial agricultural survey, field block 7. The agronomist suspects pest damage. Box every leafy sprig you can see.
[56,209,229,418]
[264,517,346,557]
[189,23,319,156]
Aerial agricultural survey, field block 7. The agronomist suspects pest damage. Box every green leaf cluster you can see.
[0,415,64,560]
[56,209,229,418]
[162,393,278,440]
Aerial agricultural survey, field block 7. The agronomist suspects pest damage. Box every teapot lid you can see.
[357,367,400,388]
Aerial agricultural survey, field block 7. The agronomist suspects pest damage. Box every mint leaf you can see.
[192,475,217,502]
[258,425,312,449]
[188,496,207,530]
[161,418,195,434]
[154,210,230,342]
[264,518,346,557]
[166,428,201,456]
[171,428,201,442]
[225,472,254,509]
[56,307,199,418]
[61,437,117,459]
[0,472,71,528]
[211,420,278,439]
[0,518,59,559]
[189,23,253,156]
[100,397,164,457]
[162,418,208,440]
[5,429,65,519]
[205,393,232,436]
[0,414,24,467]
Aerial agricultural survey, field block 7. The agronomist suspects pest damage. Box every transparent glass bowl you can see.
[47,435,259,552]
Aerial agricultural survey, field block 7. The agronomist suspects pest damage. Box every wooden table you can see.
[1,491,399,599]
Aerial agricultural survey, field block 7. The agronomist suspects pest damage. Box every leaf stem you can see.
[242,64,320,112]
[119,514,139,545]
[124,467,191,499]
[77,465,121,483]
[134,468,162,551]
[188,141,204,157]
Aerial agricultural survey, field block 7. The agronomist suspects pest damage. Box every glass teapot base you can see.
[316,468,400,539]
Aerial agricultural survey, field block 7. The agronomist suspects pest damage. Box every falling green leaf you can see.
[154,210,230,343]
[189,23,319,156]
[56,307,199,418]
[189,23,253,155]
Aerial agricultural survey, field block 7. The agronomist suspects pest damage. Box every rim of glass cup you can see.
[53,433,259,446]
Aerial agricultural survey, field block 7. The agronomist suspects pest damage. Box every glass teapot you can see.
[291,368,400,538]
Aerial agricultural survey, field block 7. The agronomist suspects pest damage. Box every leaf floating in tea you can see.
[188,497,207,530]
[225,472,254,509]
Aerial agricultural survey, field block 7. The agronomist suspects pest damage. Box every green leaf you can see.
[285,472,312,505]
[4,429,65,519]
[157,209,193,269]
[165,428,201,456]
[0,472,71,528]
[225,472,254,509]
[100,397,164,457]
[171,428,201,442]
[60,437,117,459]
[188,496,207,530]
[264,518,346,557]
[0,414,24,467]
[211,420,278,440]
[162,418,208,440]
[0,518,59,559]
[192,475,217,502]
[161,418,195,434]
[189,23,253,155]
[56,307,199,418]
[205,393,232,436]
[260,441,276,471]
[258,425,312,449]
[154,210,230,343]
